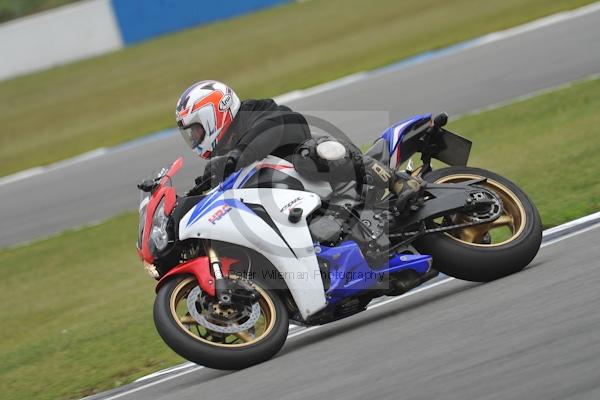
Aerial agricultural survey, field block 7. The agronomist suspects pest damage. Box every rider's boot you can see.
[363,156,424,212]
[391,171,424,213]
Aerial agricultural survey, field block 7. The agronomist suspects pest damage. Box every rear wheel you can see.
[414,166,542,281]
[154,274,289,370]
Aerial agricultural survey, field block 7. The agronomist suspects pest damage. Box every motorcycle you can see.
[136,112,542,370]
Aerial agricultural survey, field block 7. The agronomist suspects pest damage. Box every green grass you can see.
[448,77,600,227]
[0,0,595,177]
[2,74,600,400]
[0,214,184,400]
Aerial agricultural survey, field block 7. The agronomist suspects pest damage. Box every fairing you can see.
[155,256,239,296]
[318,241,432,304]
[380,114,431,169]
[228,156,333,199]
[138,157,183,263]
[179,184,327,319]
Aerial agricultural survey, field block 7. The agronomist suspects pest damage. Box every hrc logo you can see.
[208,204,232,225]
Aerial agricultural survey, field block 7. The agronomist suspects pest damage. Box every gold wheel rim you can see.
[434,174,527,247]
[169,276,277,348]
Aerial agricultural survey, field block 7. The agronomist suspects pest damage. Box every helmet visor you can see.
[178,122,206,152]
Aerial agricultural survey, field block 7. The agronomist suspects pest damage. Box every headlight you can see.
[150,199,169,252]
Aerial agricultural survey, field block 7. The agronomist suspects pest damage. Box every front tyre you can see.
[414,166,542,282]
[153,275,289,370]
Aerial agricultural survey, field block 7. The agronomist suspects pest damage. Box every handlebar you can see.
[432,112,448,129]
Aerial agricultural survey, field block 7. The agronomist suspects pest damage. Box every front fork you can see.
[206,243,234,305]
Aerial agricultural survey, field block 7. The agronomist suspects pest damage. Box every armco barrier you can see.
[0,0,122,81]
[110,0,290,45]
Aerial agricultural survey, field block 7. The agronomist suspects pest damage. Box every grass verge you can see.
[0,0,595,176]
[2,74,600,400]
[0,213,183,400]
[448,76,600,227]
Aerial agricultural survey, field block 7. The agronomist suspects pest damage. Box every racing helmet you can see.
[175,80,241,158]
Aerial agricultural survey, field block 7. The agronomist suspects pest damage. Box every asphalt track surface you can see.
[2,4,600,248]
[88,223,600,400]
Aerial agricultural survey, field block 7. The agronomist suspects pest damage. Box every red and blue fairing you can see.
[136,158,241,296]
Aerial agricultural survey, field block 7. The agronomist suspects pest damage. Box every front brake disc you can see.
[186,286,260,334]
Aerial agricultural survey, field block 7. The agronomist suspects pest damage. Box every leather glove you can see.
[205,149,242,182]
[185,150,242,196]
[185,176,211,196]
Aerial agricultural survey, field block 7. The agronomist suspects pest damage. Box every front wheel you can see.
[153,274,289,370]
[413,166,542,282]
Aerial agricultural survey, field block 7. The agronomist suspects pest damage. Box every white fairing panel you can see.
[179,187,326,319]
[233,155,333,199]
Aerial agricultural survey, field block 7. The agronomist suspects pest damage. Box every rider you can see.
[175,80,422,209]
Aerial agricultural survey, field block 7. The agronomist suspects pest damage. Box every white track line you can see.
[94,277,457,400]
[5,1,600,187]
[542,222,600,247]
[92,216,600,400]
[275,2,600,104]
[543,210,600,237]
[0,148,107,186]
[455,72,600,119]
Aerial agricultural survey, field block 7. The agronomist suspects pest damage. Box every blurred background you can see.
[1,1,599,399]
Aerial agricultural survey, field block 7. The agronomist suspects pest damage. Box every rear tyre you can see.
[414,166,542,282]
[154,274,289,370]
